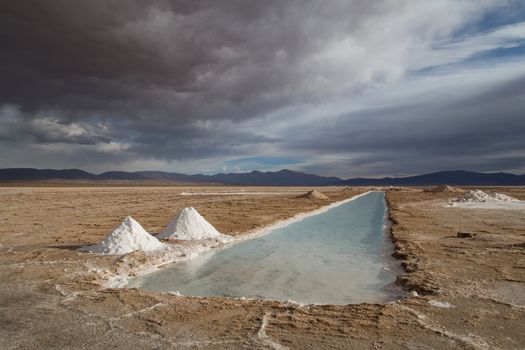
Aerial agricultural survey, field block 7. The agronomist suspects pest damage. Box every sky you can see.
[1,1,525,177]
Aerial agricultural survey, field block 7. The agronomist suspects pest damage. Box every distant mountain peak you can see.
[0,168,523,186]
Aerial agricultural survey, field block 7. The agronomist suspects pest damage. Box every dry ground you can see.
[0,186,524,349]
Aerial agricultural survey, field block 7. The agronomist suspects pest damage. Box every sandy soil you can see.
[0,186,524,349]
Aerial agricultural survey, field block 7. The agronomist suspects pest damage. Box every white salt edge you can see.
[80,216,166,255]
[427,300,454,308]
[103,192,373,288]
[157,207,231,242]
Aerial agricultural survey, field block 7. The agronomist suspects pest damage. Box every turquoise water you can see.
[127,192,400,304]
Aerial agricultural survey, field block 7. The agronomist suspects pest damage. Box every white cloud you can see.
[411,21,525,70]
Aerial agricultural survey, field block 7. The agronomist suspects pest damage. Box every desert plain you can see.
[0,185,524,349]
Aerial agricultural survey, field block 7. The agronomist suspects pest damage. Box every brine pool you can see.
[127,191,401,304]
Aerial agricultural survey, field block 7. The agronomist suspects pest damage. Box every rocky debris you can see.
[389,186,410,192]
[396,274,442,295]
[451,189,519,203]
[457,231,476,238]
[424,185,463,193]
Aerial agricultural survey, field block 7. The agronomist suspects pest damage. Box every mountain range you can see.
[0,168,524,186]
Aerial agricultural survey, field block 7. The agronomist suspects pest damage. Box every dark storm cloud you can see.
[0,1,524,175]
[287,72,525,176]
[0,0,377,119]
[0,0,395,170]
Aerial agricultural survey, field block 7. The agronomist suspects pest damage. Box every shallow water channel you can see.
[127,192,401,304]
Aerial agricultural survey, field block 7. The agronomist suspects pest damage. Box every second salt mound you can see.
[157,207,231,242]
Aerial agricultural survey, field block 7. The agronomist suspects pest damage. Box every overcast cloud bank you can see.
[1,1,524,176]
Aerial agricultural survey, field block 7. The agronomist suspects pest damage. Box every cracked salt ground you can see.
[256,313,289,350]
[399,304,493,350]
[55,289,291,349]
[2,187,525,349]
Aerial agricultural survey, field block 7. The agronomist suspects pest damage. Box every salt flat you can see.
[0,185,524,349]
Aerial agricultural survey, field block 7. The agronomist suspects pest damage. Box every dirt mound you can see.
[425,185,462,193]
[296,190,329,200]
